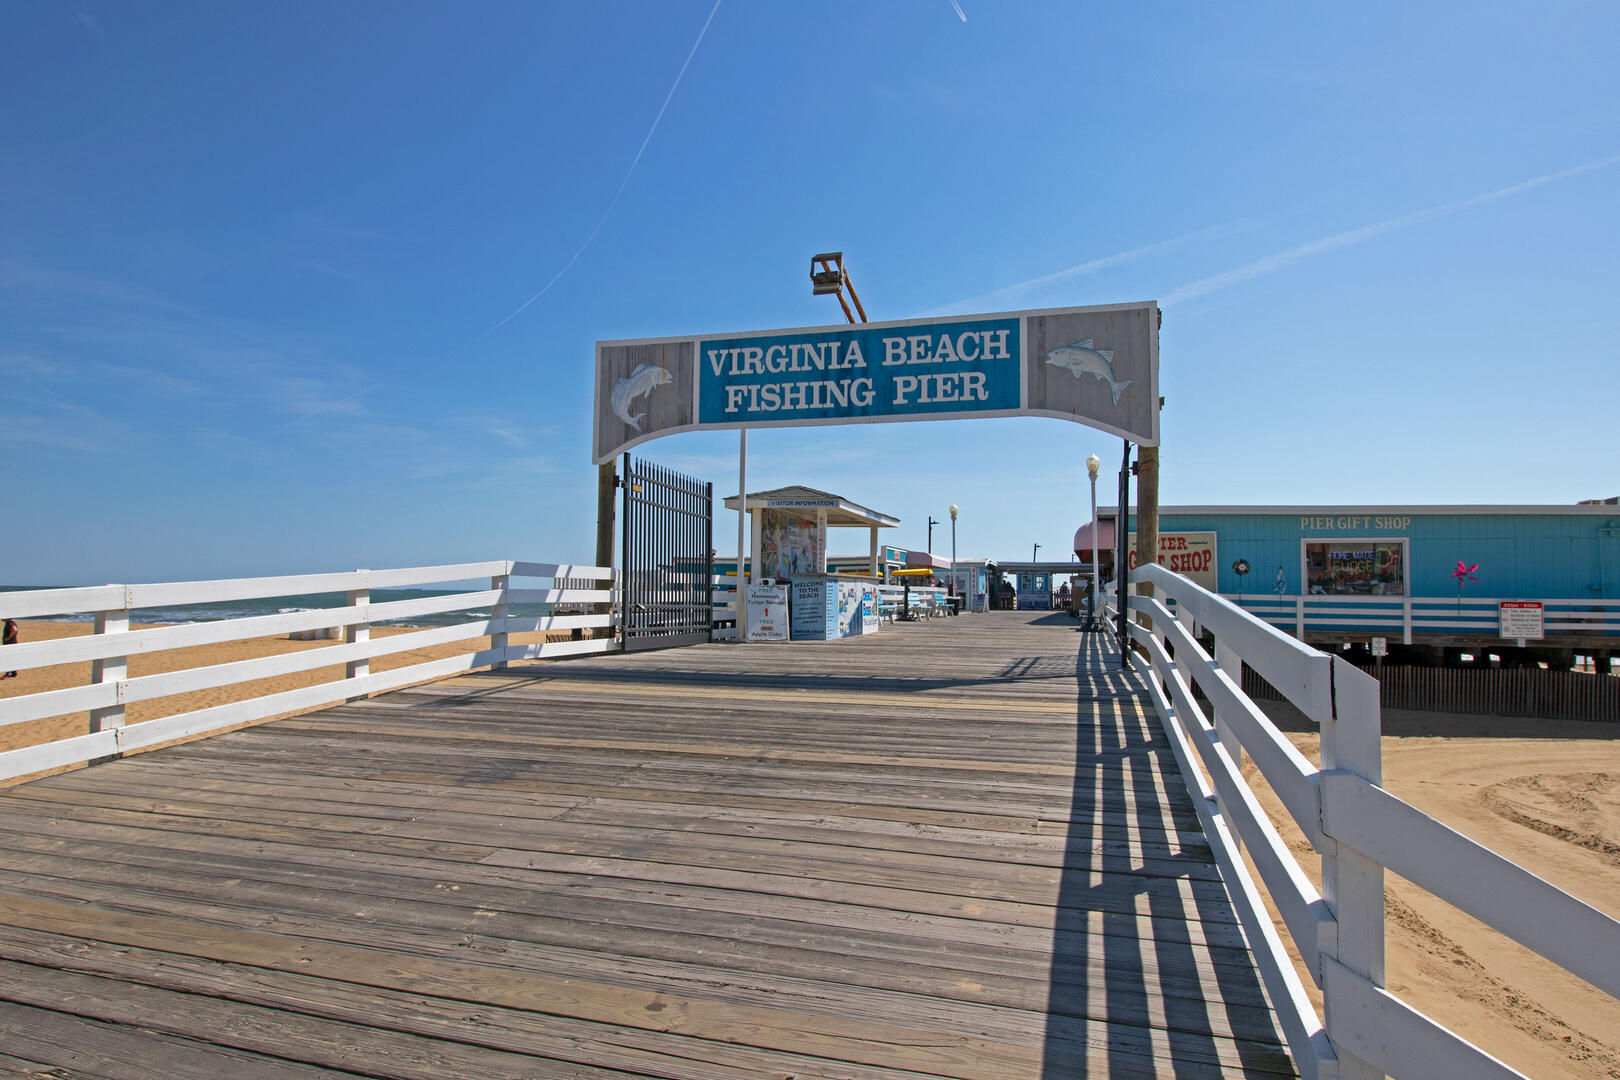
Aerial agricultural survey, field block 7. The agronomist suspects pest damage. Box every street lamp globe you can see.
[1083,453,1103,630]
[949,504,958,520]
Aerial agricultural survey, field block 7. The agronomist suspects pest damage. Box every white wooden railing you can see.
[712,576,739,641]
[0,560,614,783]
[877,583,949,620]
[1228,593,1620,643]
[1119,562,1620,1080]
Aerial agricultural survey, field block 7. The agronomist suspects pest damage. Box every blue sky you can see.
[5,2,1617,585]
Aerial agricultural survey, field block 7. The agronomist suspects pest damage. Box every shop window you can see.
[1306,541,1405,596]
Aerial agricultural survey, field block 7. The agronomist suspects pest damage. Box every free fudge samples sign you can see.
[593,301,1158,463]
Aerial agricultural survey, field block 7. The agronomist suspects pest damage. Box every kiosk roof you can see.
[722,485,900,529]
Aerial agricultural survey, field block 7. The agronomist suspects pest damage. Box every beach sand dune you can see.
[1245,701,1620,1079]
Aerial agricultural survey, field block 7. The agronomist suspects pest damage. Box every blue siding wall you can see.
[1123,510,1620,600]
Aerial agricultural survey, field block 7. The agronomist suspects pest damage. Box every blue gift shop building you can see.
[1093,502,1620,667]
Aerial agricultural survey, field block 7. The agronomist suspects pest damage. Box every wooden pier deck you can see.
[0,612,1294,1079]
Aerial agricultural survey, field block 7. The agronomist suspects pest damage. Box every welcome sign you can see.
[594,301,1158,463]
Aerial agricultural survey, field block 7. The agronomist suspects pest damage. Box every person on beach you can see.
[2,618,17,678]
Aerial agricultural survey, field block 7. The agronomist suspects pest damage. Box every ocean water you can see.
[0,586,554,628]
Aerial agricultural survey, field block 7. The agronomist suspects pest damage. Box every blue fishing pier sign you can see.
[699,317,1020,424]
[593,301,1158,463]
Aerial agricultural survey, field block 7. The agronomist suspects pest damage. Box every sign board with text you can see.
[1499,601,1544,640]
[745,584,789,642]
[594,302,1159,462]
[1126,531,1218,591]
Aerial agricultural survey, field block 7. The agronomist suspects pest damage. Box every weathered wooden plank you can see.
[0,895,1278,1079]
[0,1000,358,1080]
[0,800,500,862]
[0,612,1294,1079]
[149,727,1203,818]
[5,791,1215,898]
[0,961,655,1080]
[0,819,1248,953]
[0,870,1279,1054]
[0,1048,114,1080]
[0,931,938,1080]
[0,784,1223,895]
[0,824,1260,982]
[48,762,1214,863]
[0,855,1275,1036]
[18,746,1206,828]
[97,756,1204,841]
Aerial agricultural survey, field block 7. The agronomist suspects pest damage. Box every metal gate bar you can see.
[622,456,713,652]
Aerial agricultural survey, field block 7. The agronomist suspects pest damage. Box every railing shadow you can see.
[433,657,1090,698]
[1042,629,1289,1077]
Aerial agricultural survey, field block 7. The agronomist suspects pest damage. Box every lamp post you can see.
[1032,542,1041,562]
[927,516,940,557]
[1086,453,1101,628]
[949,504,958,598]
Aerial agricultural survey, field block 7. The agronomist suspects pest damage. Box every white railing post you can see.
[1212,635,1244,857]
[1320,655,1386,1080]
[490,572,510,669]
[88,595,130,735]
[1295,595,1306,638]
[344,572,370,701]
[1402,596,1413,645]
[615,567,626,649]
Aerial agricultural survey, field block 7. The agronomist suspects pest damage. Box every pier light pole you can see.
[1032,542,1041,563]
[1086,453,1101,628]
[737,428,748,639]
[927,516,939,558]
[949,504,958,597]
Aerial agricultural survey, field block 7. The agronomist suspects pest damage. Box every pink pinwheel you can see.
[1451,560,1479,612]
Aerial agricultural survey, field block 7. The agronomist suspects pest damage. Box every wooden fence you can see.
[1243,662,1619,723]
[1122,562,1620,1080]
[0,560,615,784]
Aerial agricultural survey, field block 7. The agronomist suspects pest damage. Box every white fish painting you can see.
[610,364,672,431]
[1044,339,1132,405]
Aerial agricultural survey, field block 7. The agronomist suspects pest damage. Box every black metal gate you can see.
[621,456,714,651]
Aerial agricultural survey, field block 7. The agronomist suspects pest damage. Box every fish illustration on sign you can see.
[610,364,673,431]
[1044,339,1132,405]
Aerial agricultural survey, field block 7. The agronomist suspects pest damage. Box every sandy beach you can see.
[1247,699,1620,1079]
[3,623,1617,1076]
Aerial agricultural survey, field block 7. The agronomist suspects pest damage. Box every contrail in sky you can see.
[469,0,724,343]
[919,219,1255,316]
[949,1,968,21]
[1161,152,1620,306]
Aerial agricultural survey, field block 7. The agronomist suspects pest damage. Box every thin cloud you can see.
[479,417,528,448]
[0,256,189,314]
[89,360,207,397]
[468,0,724,343]
[0,413,104,452]
[267,372,401,435]
[1163,153,1620,306]
[0,354,60,379]
[921,219,1256,316]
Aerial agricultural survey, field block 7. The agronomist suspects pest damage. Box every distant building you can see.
[1095,504,1620,666]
